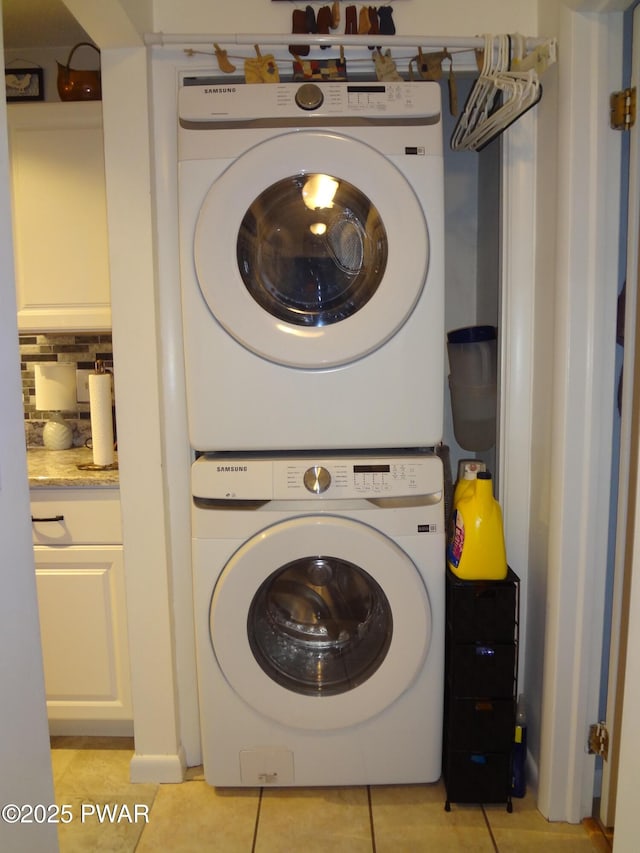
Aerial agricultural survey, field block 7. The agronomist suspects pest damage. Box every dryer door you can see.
[209,515,432,731]
[194,131,430,368]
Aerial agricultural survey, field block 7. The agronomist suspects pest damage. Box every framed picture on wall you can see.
[5,67,44,102]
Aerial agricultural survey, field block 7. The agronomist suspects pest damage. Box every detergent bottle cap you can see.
[457,459,485,480]
[477,471,492,480]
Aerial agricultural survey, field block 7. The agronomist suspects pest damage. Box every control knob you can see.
[303,465,331,494]
[295,83,324,111]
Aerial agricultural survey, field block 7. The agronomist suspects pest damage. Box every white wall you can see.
[66,1,187,782]
[101,45,185,782]
[442,76,480,334]
[440,74,481,465]
[153,0,538,39]
[0,12,58,853]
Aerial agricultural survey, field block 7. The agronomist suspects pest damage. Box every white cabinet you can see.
[8,102,111,332]
[31,489,132,735]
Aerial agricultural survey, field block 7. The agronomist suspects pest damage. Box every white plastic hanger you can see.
[450,33,494,149]
[451,33,550,152]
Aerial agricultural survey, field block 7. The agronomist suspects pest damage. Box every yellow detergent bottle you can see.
[447,471,507,580]
[452,460,486,509]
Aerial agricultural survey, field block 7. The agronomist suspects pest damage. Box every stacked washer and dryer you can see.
[177,78,447,787]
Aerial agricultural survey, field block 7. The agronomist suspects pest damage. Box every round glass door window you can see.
[237,173,388,327]
[248,554,393,696]
[209,514,431,730]
[193,130,430,368]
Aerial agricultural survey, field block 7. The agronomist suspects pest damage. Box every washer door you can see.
[209,515,432,730]
[194,131,429,368]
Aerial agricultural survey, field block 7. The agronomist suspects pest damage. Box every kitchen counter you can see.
[28,447,119,488]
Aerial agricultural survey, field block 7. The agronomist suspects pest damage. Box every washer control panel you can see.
[192,455,442,501]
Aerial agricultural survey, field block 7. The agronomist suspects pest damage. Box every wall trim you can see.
[129,747,187,784]
[499,111,537,701]
[150,45,203,769]
[537,5,623,822]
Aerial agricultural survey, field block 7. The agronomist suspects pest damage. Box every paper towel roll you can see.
[89,373,114,466]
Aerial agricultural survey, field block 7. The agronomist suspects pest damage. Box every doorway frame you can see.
[499,2,627,824]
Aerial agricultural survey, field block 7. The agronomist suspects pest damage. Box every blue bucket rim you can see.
[447,325,497,344]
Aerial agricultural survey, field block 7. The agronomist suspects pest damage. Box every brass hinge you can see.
[610,87,636,131]
[588,722,609,760]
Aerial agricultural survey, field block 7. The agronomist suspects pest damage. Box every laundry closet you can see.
[147,0,542,796]
[84,0,631,832]
[145,0,538,772]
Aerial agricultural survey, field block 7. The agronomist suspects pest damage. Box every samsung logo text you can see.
[216,465,248,472]
[204,87,237,95]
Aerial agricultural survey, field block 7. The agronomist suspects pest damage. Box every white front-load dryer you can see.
[191,452,445,787]
[178,81,445,451]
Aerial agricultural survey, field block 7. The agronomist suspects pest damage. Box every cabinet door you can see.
[34,545,132,733]
[8,102,111,332]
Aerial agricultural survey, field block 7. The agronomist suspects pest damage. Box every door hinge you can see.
[610,87,636,131]
[588,722,609,760]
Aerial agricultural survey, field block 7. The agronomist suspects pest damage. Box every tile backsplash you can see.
[20,333,114,447]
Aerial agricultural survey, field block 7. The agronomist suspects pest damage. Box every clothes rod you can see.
[144,31,548,51]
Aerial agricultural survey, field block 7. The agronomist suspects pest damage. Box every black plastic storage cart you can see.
[443,566,520,812]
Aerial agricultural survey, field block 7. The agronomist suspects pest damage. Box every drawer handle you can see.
[31,515,65,523]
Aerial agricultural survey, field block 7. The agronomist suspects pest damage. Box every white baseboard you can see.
[129,745,187,783]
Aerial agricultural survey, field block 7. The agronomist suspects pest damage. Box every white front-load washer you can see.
[191,452,444,787]
[178,80,445,451]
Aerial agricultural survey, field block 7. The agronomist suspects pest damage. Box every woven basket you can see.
[57,42,101,101]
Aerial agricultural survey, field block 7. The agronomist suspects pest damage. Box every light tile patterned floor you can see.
[50,738,612,852]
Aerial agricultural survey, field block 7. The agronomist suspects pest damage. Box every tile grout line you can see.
[367,786,377,853]
[481,806,500,853]
[132,784,160,852]
[251,787,264,853]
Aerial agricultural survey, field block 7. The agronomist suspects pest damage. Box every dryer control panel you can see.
[192,454,443,501]
[179,80,441,125]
